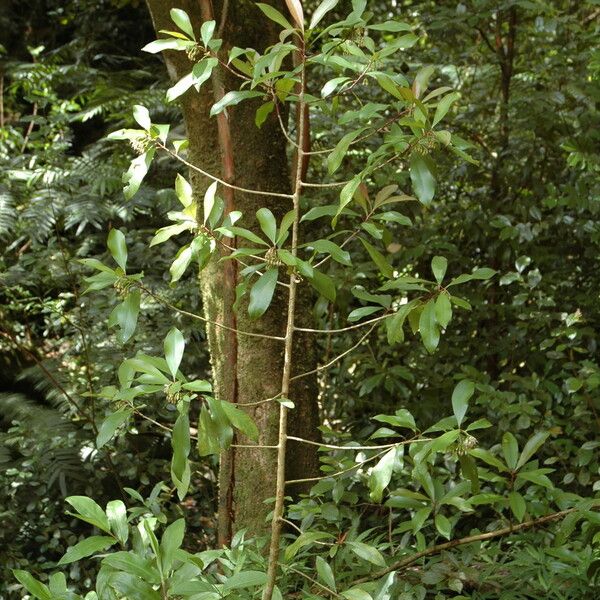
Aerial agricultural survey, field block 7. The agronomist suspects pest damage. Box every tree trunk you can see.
[144,0,319,543]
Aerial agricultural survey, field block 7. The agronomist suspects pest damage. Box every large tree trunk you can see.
[144,0,320,543]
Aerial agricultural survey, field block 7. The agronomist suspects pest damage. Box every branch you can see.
[290,324,377,381]
[138,283,286,341]
[286,435,430,452]
[352,508,579,585]
[294,312,390,335]
[156,142,294,200]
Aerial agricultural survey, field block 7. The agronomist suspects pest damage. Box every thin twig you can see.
[352,508,580,585]
[157,141,294,200]
[286,435,414,451]
[294,312,390,334]
[138,283,286,341]
[290,324,377,381]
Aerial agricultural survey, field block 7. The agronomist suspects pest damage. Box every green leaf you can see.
[434,513,452,539]
[459,455,480,493]
[248,268,278,319]
[217,225,268,246]
[108,289,141,344]
[451,380,474,427]
[202,181,217,226]
[316,556,336,591]
[434,293,452,329]
[133,105,151,130]
[310,0,339,29]
[164,327,185,379]
[469,448,508,472]
[433,92,460,126]
[96,410,131,449]
[386,300,419,344]
[175,173,193,208]
[256,3,293,30]
[448,268,497,287]
[412,65,435,98]
[308,239,352,266]
[171,413,191,500]
[369,447,396,503]
[102,552,160,583]
[256,208,277,244]
[360,238,393,278]
[123,148,155,200]
[373,409,416,431]
[200,20,215,46]
[517,469,554,489]
[170,244,193,283]
[150,222,194,247]
[342,588,373,600]
[419,299,439,353]
[327,129,363,174]
[107,229,127,271]
[255,101,275,128]
[170,8,195,40]
[285,532,333,561]
[431,255,447,283]
[66,496,111,533]
[220,401,259,441]
[13,571,53,600]
[57,535,115,565]
[166,72,196,102]
[309,269,336,301]
[182,380,212,392]
[160,518,185,572]
[192,57,218,91]
[198,405,220,456]
[502,432,519,470]
[508,491,526,522]
[347,541,386,567]
[210,90,262,116]
[516,431,550,470]
[348,306,382,322]
[334,177,361,224]
[223,571,267,591]
[142,38,192,53]
[106,500,128,545]
[410,154,436,205]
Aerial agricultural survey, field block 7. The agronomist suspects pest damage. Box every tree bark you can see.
[144,0,319,543]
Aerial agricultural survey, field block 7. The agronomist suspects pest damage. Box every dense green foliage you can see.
[1,0,599,599]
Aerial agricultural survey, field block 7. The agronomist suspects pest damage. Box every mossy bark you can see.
[145,0,320,542]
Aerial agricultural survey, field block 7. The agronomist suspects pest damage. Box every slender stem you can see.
[286,565,343,599]
[285,447,389,485]
[290,324,377,381]
[157,142,293,200]
[138,283,286,341]
[262,39,307,600]
[301,180,349,188]
[286,435,425,451]
[294,312,390,334]
[352,508,579,585]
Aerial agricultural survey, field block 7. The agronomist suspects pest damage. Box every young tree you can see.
[143,0,320,543]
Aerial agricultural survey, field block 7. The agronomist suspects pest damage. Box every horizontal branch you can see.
[352,508,579,585]
[139,284,286,341]
[294,313,390,335]
[157,142,294,200]
[286,435,428,451]
[290,324,376,381]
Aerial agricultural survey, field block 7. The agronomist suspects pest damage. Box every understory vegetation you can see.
[1,1,599,599]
